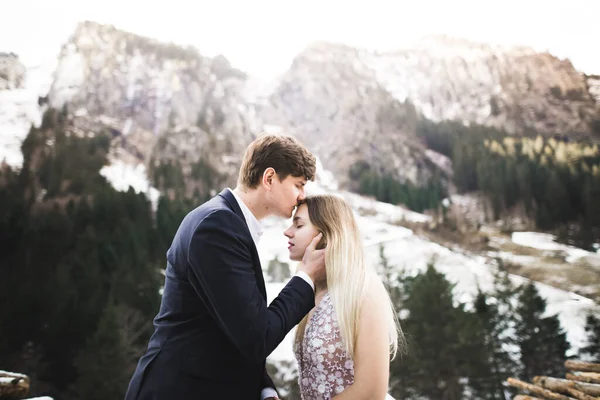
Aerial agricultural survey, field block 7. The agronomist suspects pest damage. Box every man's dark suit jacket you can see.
[124,189,315,400]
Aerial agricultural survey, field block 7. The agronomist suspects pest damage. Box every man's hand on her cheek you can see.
[298,233,326,283]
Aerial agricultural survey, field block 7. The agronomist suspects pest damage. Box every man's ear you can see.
[262,167,277,190]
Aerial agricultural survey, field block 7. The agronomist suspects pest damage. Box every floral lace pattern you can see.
[295,292,354,399]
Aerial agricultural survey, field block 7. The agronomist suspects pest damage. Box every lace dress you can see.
[294,292,354,399]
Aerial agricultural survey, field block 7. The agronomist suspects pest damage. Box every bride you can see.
[283,195,406,400]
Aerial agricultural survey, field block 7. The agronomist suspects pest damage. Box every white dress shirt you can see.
[227,188,314,399]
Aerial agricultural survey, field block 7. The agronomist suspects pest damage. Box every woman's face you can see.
[284,204,320,261]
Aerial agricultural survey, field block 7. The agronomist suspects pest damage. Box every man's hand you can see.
[297,232,326,284]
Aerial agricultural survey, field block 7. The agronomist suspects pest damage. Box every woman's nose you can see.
[284,228,293,238]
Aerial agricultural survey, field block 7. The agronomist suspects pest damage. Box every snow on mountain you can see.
[0,56,54,168]
[357,35,599,136]
[588,75,600,104]
[99,156,161,209]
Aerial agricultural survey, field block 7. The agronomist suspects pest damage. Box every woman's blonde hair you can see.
[294,195,406,359]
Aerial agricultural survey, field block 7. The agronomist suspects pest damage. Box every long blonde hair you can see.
[294,195,405,359]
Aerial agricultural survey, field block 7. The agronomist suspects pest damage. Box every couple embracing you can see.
[125,134,405,400]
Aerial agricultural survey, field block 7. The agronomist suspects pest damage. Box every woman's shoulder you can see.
[361,272,391,312]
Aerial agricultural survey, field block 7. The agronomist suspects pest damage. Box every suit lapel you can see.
[218,189,267,299]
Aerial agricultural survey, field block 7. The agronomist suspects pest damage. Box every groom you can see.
[125,134,325,400]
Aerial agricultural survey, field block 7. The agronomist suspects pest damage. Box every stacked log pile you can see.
[507,360,600,400]
[0,370,52,400]
[0,371,29,399]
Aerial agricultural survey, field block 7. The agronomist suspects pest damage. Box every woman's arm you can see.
[333,279,391,400]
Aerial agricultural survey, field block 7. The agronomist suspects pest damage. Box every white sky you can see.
[1,0,599,79]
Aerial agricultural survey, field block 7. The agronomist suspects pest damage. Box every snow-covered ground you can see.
[99,157,161,209]
[0,59,53,167]
[512,231,600,263]
[0,55,162,207]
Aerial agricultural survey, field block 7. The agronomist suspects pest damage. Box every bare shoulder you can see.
[360,273,391,317]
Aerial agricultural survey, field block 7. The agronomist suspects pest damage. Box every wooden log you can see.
[535,376,600,397]
[0,375,30,398]
[567,372,600,385]
[506,378,577,400]
[514,396,544,400]
[0,371,29,383]
[565,360,600,373]
[533,374,600,397]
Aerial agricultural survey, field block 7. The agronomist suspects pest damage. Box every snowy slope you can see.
[0,59,54,167]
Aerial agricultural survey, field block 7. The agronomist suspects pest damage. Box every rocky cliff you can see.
[362,36,600,137]
[260,42,436,187]
[43,23,600,193]
[47,21,259,195]
[0,52,25,90]
[588,74,600,105]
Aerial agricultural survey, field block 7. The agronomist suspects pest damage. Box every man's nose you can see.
[298,188,306,201]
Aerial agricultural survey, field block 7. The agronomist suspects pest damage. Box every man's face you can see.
[269,175,307,219]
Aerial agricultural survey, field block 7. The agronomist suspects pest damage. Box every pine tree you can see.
[469,289,516,400]
[579,313,600,362]
[380,248,413,399]
[390,263,466,400]
[515,282,569,381]
[490,262,522,377]
[545,170,570,224]
[583,174,600,235]
[69,302,131,400]
[378,244,394,294]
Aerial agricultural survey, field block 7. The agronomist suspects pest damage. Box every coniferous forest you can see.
[0,110,197,399]
[353,117,600,249]
[416,120,600,249]
[1,109,599,399]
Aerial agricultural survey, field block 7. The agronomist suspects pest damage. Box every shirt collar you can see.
[227,188,263,246]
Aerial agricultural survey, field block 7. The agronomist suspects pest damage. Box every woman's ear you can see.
[316,232,327,250]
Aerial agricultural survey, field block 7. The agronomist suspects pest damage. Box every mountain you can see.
[0,52,50,167]
[0,52,25,90]
[24,23,595,194]
[259,42,436,188]
[47,21,257,197]
[362,35,600,137]
[588,74,600,104]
